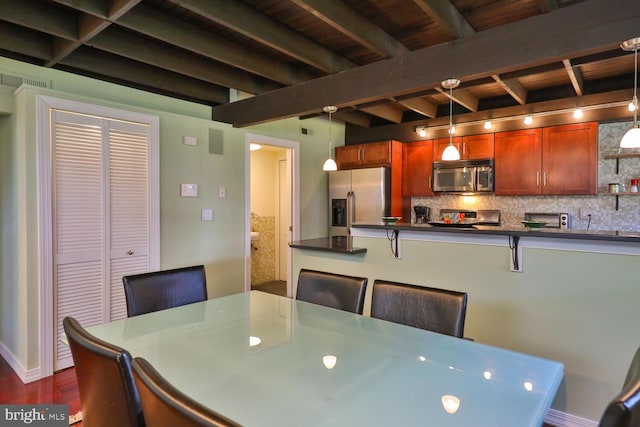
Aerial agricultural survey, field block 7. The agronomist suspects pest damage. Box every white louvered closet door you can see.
[52,111,152,370]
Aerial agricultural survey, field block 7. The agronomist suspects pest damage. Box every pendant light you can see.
[441,79,461,161]
[322,105,338,171]
[620,37,640,148]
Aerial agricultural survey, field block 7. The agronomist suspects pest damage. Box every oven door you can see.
[433,167,475,192]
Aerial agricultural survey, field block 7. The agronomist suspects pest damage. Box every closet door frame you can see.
[36,95,160,378]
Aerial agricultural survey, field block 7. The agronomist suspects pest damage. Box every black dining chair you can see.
[295,269,368,314]
[123,265,207,317]
[370,280,468,338]
[598,346,640,427]
[132,357,241,427]
[63,317,145,427]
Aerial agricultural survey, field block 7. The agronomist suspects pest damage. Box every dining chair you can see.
[295,269,368,314]
[62,317,145,427]
[123,265,207,317]
[598,346,640,427]
[370,280,468,338]
[132,357,241,427]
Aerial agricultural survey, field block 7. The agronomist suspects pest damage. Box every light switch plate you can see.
[201,208,213,221]
[181,184,198,197]
[183,136,197,146]
[218,186,226,199]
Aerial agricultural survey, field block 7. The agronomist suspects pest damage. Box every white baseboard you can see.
[545,409,598,427]
[0,341,42,383]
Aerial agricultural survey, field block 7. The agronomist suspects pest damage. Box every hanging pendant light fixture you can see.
[441,78,461,161]
[621,37,640,148]
[322,105,338,171]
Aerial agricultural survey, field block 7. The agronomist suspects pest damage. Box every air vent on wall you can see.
[0,71,51,89]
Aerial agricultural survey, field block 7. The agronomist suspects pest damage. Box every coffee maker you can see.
[413,206,430,224]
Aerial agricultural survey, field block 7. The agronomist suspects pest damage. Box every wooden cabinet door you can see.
[335,145,362,169]
[542,122,598,195]
[495,129,542,195]
[362,141,391,166]
[433,137,462,161]
[402,141,434,196]
[462,134,494,159]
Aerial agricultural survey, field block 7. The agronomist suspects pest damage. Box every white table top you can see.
[86,291,563,426]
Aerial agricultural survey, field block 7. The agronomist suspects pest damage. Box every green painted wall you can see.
[0,57,342,373]
[293,237,640,422]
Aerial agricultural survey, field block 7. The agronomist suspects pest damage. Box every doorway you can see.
[244,133,299,297]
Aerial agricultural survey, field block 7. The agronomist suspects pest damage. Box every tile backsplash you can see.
[412,121,640,232]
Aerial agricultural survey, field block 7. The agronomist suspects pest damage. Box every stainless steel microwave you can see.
[433,159,494,193]
[524,212,571,229]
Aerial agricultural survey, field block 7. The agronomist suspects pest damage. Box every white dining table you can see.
[85,290,563,426]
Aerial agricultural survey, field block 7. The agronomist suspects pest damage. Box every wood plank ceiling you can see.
[0,0,638,140]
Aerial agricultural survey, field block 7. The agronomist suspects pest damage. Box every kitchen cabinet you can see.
[335,141,392,169]
[335,140,406,218]
[495,122,597,196]
[433,134,494,161]
[402,140,435,196]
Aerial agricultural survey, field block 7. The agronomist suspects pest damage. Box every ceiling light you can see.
[573,108,583,119]
[524,115,533,125]
[484,120,492,130]
[621,37,640,148]
[322,355,337,370]
[628,101,637,112]
[441,78,461,161]
[322,105,338,171]
[249,143,262,151]
[441,395,461,414]
[416,126,427,137]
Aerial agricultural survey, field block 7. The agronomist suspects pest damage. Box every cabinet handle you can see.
[127,250,134,256]
[361,147,365,162]
[428,176,432,189]
[536,172,540,186]
[543,172,547,186]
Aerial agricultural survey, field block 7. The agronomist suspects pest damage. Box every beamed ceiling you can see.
[1,0,639,141]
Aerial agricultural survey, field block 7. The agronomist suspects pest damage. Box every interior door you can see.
[52,111,153,370]
[277,157,290,281]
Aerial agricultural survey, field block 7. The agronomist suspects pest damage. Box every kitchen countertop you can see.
[352,222,640,243]
[289,236,367,254]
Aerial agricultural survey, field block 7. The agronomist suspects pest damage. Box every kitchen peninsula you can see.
[291,222,640,425]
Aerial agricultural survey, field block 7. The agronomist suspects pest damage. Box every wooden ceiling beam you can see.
[170,0,354,74]
[562,59,584,96]
[492,74,527,105]
[333,110,373,128]
[410,0,475,39]
[210,0,640,126]
[537,0,559,12]
[0,21,52,61]
[359,103,404,123]
[397,97,438,118]
[117,5,315,85]
[290,0,407,58]
[59,48,229,104]
[0,0,77,40]
[435,86,479,112]
[88,27,281,95]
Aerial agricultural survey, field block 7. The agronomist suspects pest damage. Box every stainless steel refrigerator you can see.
[329,167,391,236]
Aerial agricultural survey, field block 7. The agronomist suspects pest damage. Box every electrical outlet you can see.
[579,208,593,219]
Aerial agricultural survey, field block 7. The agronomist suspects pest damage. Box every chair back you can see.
[132,357,241,427]
[63,317,144,427]
[123,265,207,317]
[295,269,368,314]
[599,346,640,427]
[371,280,467,338]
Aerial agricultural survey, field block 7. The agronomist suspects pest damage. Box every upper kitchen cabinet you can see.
[495,123,597,196]
[462,134,495,159]
[495,129,542,195]
[335,141,393,169]
[433,135,493,160]
[403,140,435,196]
[542,122,598,195]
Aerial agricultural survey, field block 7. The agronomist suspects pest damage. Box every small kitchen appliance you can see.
[523,212,571,229]
[413,206,430,223]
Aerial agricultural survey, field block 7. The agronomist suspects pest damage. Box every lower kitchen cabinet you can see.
[403,140,435,196]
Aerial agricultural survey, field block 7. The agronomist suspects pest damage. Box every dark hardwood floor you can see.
[251,280,287,297]
[0,356,82,425]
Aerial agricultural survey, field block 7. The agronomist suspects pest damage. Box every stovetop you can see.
[439,209,501,226]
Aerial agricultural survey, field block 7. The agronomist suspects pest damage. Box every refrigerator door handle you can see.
[346,191,354,232]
